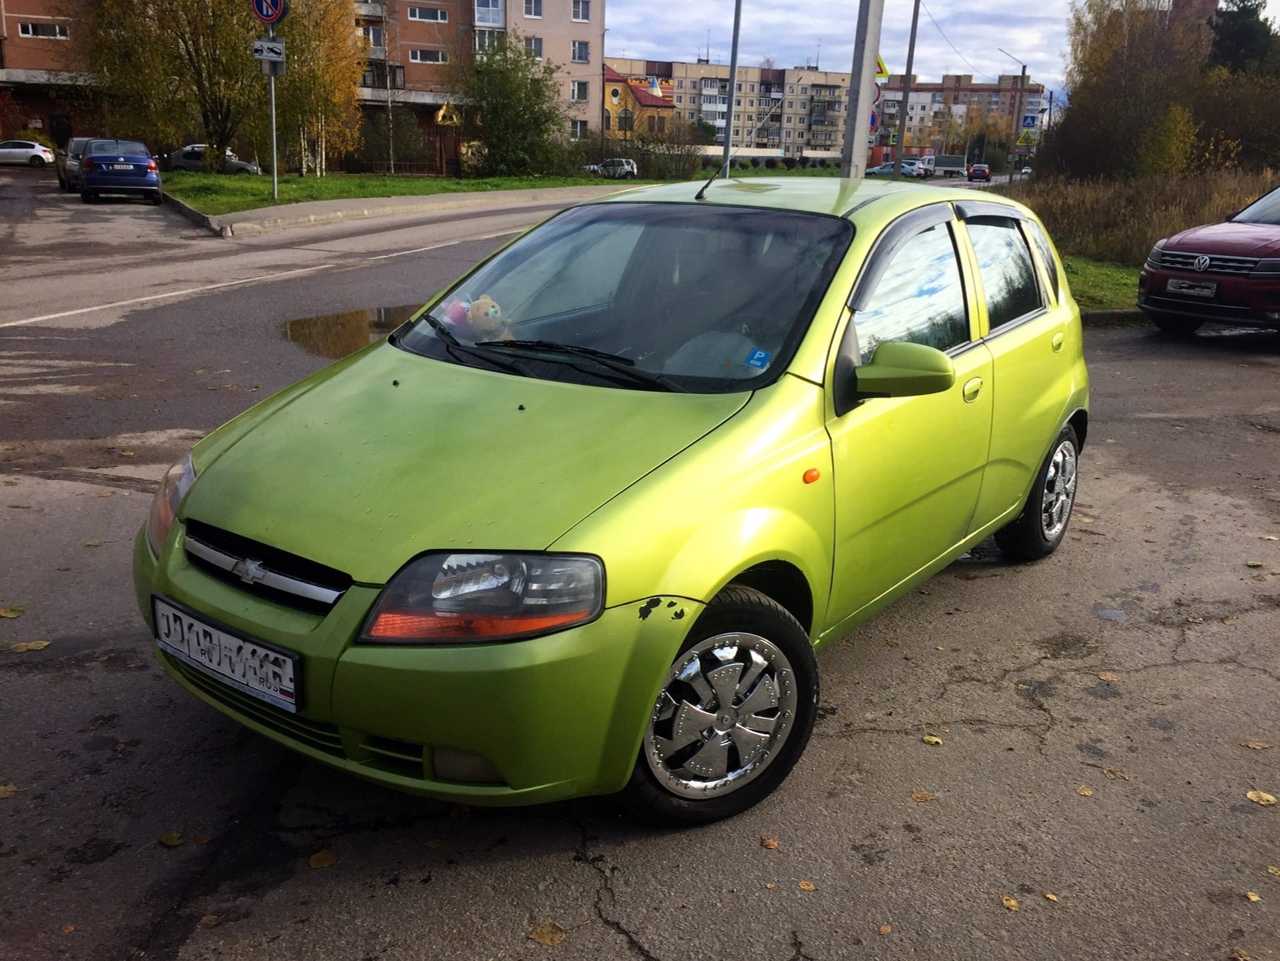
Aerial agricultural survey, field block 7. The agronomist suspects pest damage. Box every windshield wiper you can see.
[474,339,678,392]
[419,315,525,375]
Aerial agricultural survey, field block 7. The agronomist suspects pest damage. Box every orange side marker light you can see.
[803,468,821,485]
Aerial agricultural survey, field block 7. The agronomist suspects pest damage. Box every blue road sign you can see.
[1022,115,1037,129]
[251,0,287,25]
[869,109,878,131]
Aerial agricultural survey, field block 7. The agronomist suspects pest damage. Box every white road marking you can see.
[1,226,526,328]
[0,264,336,328]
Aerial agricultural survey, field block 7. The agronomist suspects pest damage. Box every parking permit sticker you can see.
[746,349,771,369]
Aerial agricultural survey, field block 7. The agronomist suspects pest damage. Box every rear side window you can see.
[967,220,1042,330]
[1024,219,1060,302]
[853,222,970,362]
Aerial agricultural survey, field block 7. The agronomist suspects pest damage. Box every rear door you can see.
[824,203,995,624]
[957,202,1072,530]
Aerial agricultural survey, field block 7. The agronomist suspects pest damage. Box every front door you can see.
[824,205,995,627]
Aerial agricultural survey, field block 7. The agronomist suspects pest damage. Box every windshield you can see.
[86,140,149,156]
[1233,187,1280,225]
[396,202,852,392]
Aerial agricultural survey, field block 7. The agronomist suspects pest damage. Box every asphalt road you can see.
[2,167,1279,961]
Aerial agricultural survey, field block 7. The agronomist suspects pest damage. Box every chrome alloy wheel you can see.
[1040,440,1078,540]
[643,632,798,800]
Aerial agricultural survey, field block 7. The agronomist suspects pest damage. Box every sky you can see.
[604,0,1077,92]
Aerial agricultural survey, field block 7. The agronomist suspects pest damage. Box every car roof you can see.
[599,176,1025,225]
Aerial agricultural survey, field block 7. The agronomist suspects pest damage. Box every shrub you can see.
[998,171,1276,265]
[783,156,797,169]
[750,156,761,168]
[15,128,55,150]
[765,157,777,169]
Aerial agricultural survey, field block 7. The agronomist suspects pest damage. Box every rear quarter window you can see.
[1024,220,1061,302]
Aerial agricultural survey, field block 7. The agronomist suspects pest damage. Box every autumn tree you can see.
[1210,0,1276,73]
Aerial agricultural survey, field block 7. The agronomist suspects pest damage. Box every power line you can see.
[918,0,996,80]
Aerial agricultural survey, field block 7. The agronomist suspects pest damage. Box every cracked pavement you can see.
[2,168,1279,960]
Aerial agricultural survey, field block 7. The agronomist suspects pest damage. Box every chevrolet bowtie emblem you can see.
[232,557,268,585]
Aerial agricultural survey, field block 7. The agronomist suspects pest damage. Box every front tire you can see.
[996,425,1080,562]
[623,585,818,825]
[80,190,95,203]
[1148,312,1202,337]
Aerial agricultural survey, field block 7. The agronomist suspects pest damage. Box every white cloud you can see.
[605,0,1072,90]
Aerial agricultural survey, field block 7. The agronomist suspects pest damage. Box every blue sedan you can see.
[80,139,162,205]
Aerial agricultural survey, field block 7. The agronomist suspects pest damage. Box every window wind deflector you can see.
[955,200,1026,222]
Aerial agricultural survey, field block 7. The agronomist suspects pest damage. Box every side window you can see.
[1024,219,1060,303]
[966,219,1043,330]
[853,222,970,363]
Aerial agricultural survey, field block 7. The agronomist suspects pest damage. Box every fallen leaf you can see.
[911,790,937,803]
[158,832,184,848]
[1242,741,1272,751]
[0,607,24,618]
[1231,949,1251,960]
[82,540,103,548]
[922,734,943,746]
[308,849,337,869]
[11,640,50,652]
[192,834,211,846]
[1263,535,1279,541]
[1246,561,1264,568]
[1002,895,1020,912]
[1097,671,1120,682]
[878,924,892,936]
[1103,767,1131,781]
[1246,891,1262,903]
[1076,785,1095,797]
[798,880,816,892]
[0,784,16,799]
[1043,892,1059,903]
[766,882,778,890]
[1246,790,1277,807]
[1268,865,1280,878]
[62,925,76,935]
[527,921,566,946]
[198,914,220,929]
[760,835,780,850]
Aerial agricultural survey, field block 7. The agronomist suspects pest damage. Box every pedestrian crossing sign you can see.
[875,54,890,80]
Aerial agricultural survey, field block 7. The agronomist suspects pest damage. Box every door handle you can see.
[1051,332,1065,352]
[962,377,983,403]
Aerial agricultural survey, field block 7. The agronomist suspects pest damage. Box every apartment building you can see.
[878,89,967,147]
[607,57,1048,159]
[0,0,93,144]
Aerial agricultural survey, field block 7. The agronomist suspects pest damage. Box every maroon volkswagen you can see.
[1139,185,1280,335]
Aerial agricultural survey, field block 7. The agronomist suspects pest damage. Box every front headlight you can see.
[1146,238,1167,265]
[361,552,604,644]
[146,454,196,557]
[1252,258,1280,275]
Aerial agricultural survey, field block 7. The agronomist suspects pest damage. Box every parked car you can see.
[1140,185,1280,335]
[165,144,260,175]
[134,178,1087,824]
[0,139,55,167]
[582,163,601,176]
[911,155,936,178]
[80,138,163,204]
[968,163,992,182]
[865,162,896,176]
[899,160,921,177]
[55,137,93,191]
[1020,167,1033,176]
[599,157,638,179]
[935,154,966,178]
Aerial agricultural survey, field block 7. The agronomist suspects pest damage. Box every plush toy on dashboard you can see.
[440,294,508,340]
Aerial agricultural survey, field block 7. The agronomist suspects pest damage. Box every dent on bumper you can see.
[134,530,701,805]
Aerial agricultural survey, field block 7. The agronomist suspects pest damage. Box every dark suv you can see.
[1140,186,1280,335]
[56,137,93,192]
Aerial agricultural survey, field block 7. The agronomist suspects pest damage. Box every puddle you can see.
[282,305,422,359]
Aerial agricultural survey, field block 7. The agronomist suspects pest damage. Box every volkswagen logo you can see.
[1192,254,1211,272]
[231,557,268,586]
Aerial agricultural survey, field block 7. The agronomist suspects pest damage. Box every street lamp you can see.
[997,46,1027,182]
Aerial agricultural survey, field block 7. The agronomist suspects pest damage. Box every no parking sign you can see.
[251,0,287,26]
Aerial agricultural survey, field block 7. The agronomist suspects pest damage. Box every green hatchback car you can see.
[133,178,1088,823]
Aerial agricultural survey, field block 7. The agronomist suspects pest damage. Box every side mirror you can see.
[835,341,955,414]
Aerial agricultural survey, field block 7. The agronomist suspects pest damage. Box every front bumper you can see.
[1139,266,1280,328]
[133,526,700,805]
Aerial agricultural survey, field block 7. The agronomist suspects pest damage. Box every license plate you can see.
[1167,278,1216,298]
[153,598,299,712]
[111,163,134,171]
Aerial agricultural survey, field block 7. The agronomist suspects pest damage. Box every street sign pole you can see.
[840,0,886,178]
[268,25,278,201]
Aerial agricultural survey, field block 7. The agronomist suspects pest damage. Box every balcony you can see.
[354,2,384,16]
[365,45,386,60]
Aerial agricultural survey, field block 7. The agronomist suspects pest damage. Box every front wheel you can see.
[996,425,1080,562]
[80,190,95,203]
[1148,312,1202,337]
[622,585,818,825]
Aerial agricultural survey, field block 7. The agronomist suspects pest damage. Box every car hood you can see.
[182,344,749,584]
[1167,220,1280,257]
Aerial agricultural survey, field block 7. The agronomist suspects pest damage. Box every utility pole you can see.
[600,27,608,162]
[721,0,743,177]
[998,48,1025,183]
[840,0,886,178]
[894,0,921,174]
[268,23,278,200]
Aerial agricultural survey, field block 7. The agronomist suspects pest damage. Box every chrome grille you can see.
[1153,250,1259,275]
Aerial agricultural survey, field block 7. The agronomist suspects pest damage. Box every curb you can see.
[162,192,231,238]
[222,199,471,237]
[1079,308,1145,326]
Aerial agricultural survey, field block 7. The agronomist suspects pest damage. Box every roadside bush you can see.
[998,170,1275,264]
[750,157,761,168]
[765,157,778,169]
[15,128,55,150]
[783,156,797,169]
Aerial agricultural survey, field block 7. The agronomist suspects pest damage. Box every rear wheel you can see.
[622,585,818,825]
[1148,312,1202,337]
[150,191,164,206]
[996,425,1080,562]
[80,190,95,203]
[28,155,45,168]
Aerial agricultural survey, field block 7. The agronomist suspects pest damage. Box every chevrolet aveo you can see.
[134,178,1088,824]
